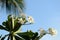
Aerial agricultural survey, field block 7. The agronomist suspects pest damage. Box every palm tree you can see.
[0,0,24,15]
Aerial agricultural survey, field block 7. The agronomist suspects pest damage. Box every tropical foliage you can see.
[0,0,57,40]
[0,15,39,40]
[0,15,57,40]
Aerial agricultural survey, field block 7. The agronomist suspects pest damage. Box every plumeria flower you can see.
[28,16,34,24]
[18,18,25,24]
[48,28,57,36]
[40,28,46,35]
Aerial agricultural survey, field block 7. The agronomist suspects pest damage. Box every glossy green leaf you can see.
[0,25,9,31]
[32,32,38,40]
[2,20,13,31]
[2,15,14,31]
[16,31,35,40]
[14,35,23,40]
[13,22,22,32]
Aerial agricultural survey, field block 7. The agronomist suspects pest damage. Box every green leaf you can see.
[13,22,22,32]
[2,20,13,31]
[0,25,9,31]
[16,32,30,40]
[2,15,14,31]
[32,32,38,40]
[16,31,35,40]
[16,31,39,40]
[14,35,23,40]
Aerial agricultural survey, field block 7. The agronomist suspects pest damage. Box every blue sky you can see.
[0,0,60,40]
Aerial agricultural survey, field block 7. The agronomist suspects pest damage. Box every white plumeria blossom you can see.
[48,28,57,36]
[18,18,25,24]
[28,16,34,24]
[40,28,46,35]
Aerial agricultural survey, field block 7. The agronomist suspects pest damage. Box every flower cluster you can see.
[18,13,34,24]
[9,13,34,25]
[40,28,57,37]
[48,28,57,36]
[28,16,34,24]
[9,14,57,37]
[40,28,46,35]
